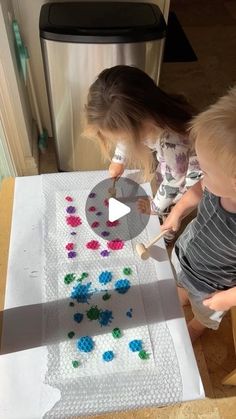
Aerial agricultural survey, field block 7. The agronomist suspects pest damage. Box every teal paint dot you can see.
[114,279,131,294]
[98,271,112,285]
[102,351,114,362]
[129,339,142,352]
[77,336,94,353]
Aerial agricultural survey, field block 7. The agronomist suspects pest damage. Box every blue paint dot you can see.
[114,279,131,294]
[99,309,113,326]
[96,211,102,216]
[102,350,114,362]
[126,310,132,318]
[71,282,93,303]
[99,271,112,285]
[89,192,96,198]
[74,312,84,323]
[77,336,94,353]
[129,339,143,352]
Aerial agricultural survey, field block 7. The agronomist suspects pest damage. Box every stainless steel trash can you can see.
[40,2,166,171]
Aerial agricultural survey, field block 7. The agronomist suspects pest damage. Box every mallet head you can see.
[135,243,150,260]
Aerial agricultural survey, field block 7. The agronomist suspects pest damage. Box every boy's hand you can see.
[203,290,233,311]
[161,207,182,232]
[109,162,124,178]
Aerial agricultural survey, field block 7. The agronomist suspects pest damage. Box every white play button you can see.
[108,197,131,222]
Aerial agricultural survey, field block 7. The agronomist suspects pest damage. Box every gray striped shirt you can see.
[176,189,236,293]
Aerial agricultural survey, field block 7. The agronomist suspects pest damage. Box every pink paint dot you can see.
[88,206,96,212]
[107,239,124,250]
[106,220,119,227]
[66,215,82,227]
[66,243,74,251]
[91,221,100,228]
[65,196,73,202]
[86,240,100,250]
[104,199,109,207]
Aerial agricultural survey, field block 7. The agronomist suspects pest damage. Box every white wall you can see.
[12,0,170,138]
[0,0,38,175]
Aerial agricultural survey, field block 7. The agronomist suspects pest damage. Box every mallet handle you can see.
[146,229,169,249]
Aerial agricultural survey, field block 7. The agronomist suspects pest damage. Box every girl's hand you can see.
[203,291,233,311]
[109,162,125,178]
[137,197,157,215]
[161,208,182,232]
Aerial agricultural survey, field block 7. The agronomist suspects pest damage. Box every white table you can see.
[0,171,204,418]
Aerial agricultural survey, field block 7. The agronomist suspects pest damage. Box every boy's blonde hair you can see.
[85,65,194,181]
[189,87,236,177]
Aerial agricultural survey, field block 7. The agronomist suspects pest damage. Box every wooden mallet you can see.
[136,229,170,260]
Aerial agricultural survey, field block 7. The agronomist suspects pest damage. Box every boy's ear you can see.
[232,176,236,193]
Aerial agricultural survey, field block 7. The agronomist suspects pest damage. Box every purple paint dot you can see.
[96,212,102,216]
[66,206,76,214]
[68,251,77,258]
[100,250,110,257]
[71,232,77,236]
[89,192,96,198]
[101,231,110,237]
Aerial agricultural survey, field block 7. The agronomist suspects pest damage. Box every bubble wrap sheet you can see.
[42,172,183,417]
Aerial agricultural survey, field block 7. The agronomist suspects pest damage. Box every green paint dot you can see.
[102,292,111,301]
[64,273,76,284]
[69,301,75,307]
[123,267,132,275]
[78,272,89,281]
[72,360,80,368]
[68,331,75,339]
[138,350,150,360]
[86,305,101,320]
[112,327,122,339]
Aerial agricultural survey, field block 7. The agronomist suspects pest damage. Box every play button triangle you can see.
[108,197,131,222]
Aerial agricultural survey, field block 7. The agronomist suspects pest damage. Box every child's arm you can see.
[203,288,236,311]
[152,139,191,214]
[161,180,203,232]
[109,143,126,177]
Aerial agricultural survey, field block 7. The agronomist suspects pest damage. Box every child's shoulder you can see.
[160,130,189,150]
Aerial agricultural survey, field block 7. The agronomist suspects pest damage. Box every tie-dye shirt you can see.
[112,130,202,214]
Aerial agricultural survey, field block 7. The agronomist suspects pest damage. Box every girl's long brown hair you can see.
[85,65,195,179]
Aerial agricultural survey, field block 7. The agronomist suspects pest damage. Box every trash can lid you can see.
[40,2,166,43]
